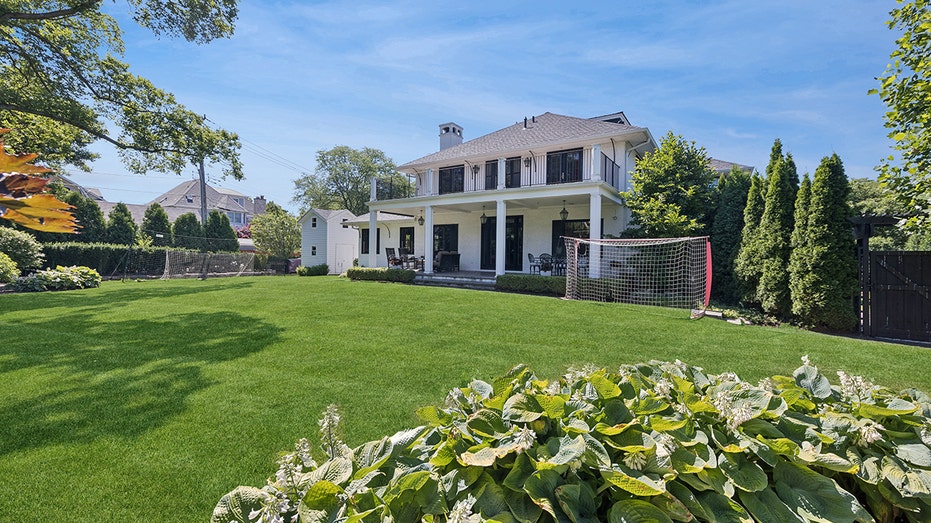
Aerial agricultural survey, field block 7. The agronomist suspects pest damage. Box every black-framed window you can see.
[438,165,464,194]
[505,157,521,188]
[399,226,414,254]
[546,148,583,184]
[311,217,317,228]
[552,219,599,258]
[361,228,381,254]
[485,160,498,190]
[433,224,458,252]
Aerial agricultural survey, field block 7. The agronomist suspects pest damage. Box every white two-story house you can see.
[361,111,658,275]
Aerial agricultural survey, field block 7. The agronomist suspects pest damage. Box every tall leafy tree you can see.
[756,154,797,317]
[0,1,242,177]
[204,210,239,252]
[798,154,858,330]
[847,178,911,250]
[623,131,717,237]
[250,205,300,259]
[710,168,751,304]
[106,202,137,245]
[293,146,402,216]
[734,173,766,306]
[789,174,813,321]
[141,203,172,247]
[173,212,204,250]
[872,0,931,231]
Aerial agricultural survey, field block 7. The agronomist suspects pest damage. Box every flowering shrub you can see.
[10,265,102,292]
[213,359,931,522]
[0,251,17,283]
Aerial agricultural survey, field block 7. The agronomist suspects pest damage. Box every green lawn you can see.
[1,276,928,521]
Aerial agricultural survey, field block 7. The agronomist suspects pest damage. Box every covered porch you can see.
[360,181,628,275]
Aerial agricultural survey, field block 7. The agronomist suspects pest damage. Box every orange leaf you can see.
[0,173,50,197]
[0,207,78,233]
[0,139,53,175]
[0,193,73,211]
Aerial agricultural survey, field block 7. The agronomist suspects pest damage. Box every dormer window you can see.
[185,195,194,203]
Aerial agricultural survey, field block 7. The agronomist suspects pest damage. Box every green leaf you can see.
[306,457,354,486]
[580,433,612,469]
[649,415,688,432]
[555,482,599,523]
[773,459,872,523]
[503,452,536,492]
[545,435,586,466]
[695,491,753,523]
[667,480,710,520]
[793,365,832,400]
[460,444,499,467]
[600,464,666,496]
[603,397,633,424]
[896,442,931,467]
[524,469,567,521]
[590,372,622,399]
[467,409,509,438]
[858,398,919,418]
[503,393,544,422]
[302,480,343,511]
[632,395,669,416]
[737,487,803,522]
[718,452,767,492]
[607,499,674,523]
[417,405,452,426]
[210,486,265,523]
[473,472,510,518]
[536,394,568,419]
[505,489,543,523]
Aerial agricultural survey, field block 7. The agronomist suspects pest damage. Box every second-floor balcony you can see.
[376,151,626,202]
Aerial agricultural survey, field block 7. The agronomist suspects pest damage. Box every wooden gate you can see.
[866,251,931,342]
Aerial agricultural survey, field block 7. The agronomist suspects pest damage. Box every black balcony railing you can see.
[602,153,623,190]
[374,174,416,201]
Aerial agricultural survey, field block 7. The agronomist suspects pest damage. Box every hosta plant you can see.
[213,359,931,522]
[10,265,101,292]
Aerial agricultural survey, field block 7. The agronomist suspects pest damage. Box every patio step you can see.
[415,272,497,291]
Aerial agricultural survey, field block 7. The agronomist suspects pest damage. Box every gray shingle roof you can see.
[710,159,755,174]
[399,112,647,170]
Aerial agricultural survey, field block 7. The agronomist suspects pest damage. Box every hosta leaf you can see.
[667,480,710,519]
[302,480,343,512]
[470,379,494,399]
[650,492,693,522]
[555,482,598,523]
[800,449,859,474]
[442,467,483,500]
[600,464,666,496]
[650,415,688,432]
[306,457,354,486]
[595,422,634,436]
[389,426,427,450]
[504,394,544,422]
[503,452,536,492]
[468,409,509,438]
[430,439,457,467]
[563,418,591,435]
[682,393,717,414]
[524,469,567,521]
[896,443,931,467]
[473,472,510,517]
[737,487,803,522]
[603,398,633,424]
[355,437,394,470]
[416,405,452,426]
[632,395,670,416]
[546,435,586,466]
[536,394,568,419]
[696,467,733,497]
[580,433,612,469]
[858,398,919,418]
[756,435,800,458]
[607,499,673,523]
[718,452,767,492]
[671,446,709,474]
[773,459,872,523]
[607,430,655,452]
[460,444,498,467]
[210,486,265,523]
[505,489,543,523]
[486,511,518,523]
[793,365,833,400]
[590,372,622,399]
[695,491,753,523]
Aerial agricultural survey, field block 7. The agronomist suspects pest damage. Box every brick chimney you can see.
[253,195,267,215]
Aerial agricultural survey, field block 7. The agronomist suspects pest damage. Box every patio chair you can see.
[538,253,553,274]
[528,253,541,275]
[385,248,403,268]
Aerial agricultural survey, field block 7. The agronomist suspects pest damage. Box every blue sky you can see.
[70,0,896,213]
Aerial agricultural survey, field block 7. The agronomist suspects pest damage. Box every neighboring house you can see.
[97,180,267,228]
[298,208,359,274]
[710,159,756,177]
[362,111,659,275]
[49,174,105,201]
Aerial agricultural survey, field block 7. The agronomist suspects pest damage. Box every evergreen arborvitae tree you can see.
[71,193,106,243]
[204,210,239,252]
[757,154,797,318]
[789,174,814,321]
[734,173,766,306]
[106,202,137,245]
[173,212,204,251]
[142,203,172,247]
[710,168,751,304]
[800,154,858,330]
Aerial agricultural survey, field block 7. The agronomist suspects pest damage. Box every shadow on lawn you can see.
[0,308,282,455]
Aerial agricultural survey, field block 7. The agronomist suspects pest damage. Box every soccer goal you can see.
[563,236,711,312]
[161,250,256,279]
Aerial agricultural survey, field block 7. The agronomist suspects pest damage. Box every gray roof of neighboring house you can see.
[298,208,357,224]
[150,180,249,215]
[49,175,105,201]
[399,112,649,170]
[710,159,755,174]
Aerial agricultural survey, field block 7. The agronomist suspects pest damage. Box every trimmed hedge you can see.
[495,274,566,297]
[346,267,416,283]
[296,263,329,276]
[43,242,185,277]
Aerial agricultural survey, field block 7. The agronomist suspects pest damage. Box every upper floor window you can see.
[505,157,521,188]
[312,217,317,228]
[484,160,498,190]
[546,148,583,184]
[438,166,464,195]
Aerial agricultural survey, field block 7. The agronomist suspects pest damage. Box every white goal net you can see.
[563,236,711,311]
[161,250,256,279]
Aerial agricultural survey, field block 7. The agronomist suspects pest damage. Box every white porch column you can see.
[426,168,434,196]
[497,158,505,190]
[495,199,506,276]
[424,205,435,273]
[370,176,377,202]
[589,192,602,278]
[368,211,377,268]
[591,144,602,182]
